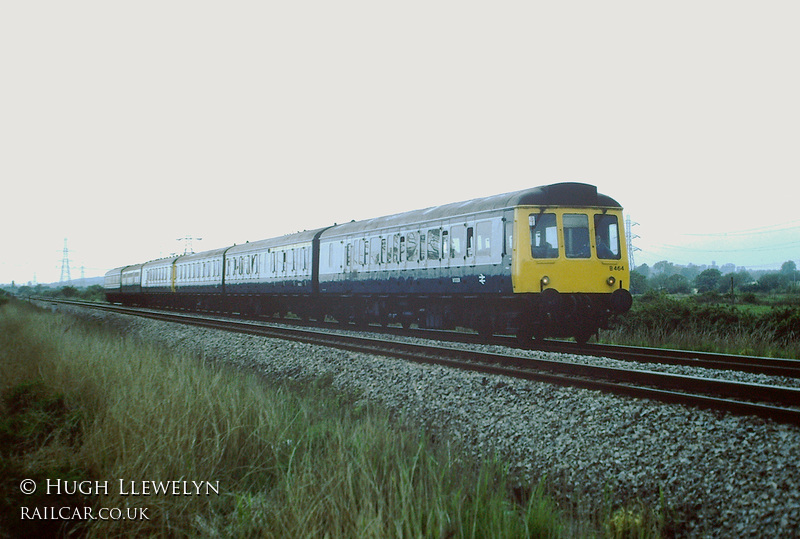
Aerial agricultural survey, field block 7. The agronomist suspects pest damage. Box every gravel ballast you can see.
[56,305,800,537]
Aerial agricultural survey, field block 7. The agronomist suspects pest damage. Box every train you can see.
[104,182,632,343]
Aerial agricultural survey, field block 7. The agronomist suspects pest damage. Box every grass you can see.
[0,299,581,538]
[601,292,800,358]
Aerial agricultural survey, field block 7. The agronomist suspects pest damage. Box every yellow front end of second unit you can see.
[511,206,630,295]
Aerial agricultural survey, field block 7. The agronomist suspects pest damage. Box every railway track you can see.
[38,298,800,426]
[311,322,800,379]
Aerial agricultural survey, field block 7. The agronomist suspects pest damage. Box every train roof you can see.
[322,183,621,237]
[226,227,329,255]
[142,255,182,269]
[104,266,127,277]
[176,247,230,263]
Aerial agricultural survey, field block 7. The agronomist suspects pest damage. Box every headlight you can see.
[541,275,550,286]
[606,276,616,287]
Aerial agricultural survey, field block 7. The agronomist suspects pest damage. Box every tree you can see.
[758,272,789,292]
[695,268,722,293]
[80,285,106,302]
[629,270,648,295]
[731,270,754,291]
[664,274,691,294]
[653,260,676,276]
[636,263,651,278]
[60,286,78,298]
[679,264,701,281]
[781,260,797,274]
[648,272,670,292]
[16,285,33,297]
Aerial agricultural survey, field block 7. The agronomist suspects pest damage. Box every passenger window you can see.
[400,236,406,262]
[564,214,590,258]
[371,238,381,265]
[420,234,427,261]
[450,226,465,259]
[407,232,418,261]
[530,213,559,259]
[381,238,387,263]
[392,235,400,263]
[427,229,440,260]
[441,230,449,259]
[476,221,492,257]
[466,227,474,257]
[594,214,621,259]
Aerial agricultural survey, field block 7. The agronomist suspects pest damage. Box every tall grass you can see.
[0,301,565,538]
[603,293,800,358]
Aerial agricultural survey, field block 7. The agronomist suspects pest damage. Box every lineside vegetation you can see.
[603,291,800,358]
[0,299,580,538]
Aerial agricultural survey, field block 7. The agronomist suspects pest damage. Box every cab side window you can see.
[530,213,559,258]
[594,214,621,259]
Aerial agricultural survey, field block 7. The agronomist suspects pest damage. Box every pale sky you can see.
[2,1,798,285]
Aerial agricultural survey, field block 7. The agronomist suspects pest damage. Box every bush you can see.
[608,293,800,356]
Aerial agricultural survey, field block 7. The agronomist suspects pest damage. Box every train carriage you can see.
[141,256,181,308]
[317,194,515,329]
[508,183,632,342]
[103,266,126,304]
[318,183,631,341]
[168,247,229,312]
[223,228,329,318]
[119,264,144,305]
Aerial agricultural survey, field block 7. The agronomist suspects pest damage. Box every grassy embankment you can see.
[0,298,588,538]
[601,292,800,358]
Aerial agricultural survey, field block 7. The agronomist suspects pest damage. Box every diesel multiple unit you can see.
[104,183,632,343]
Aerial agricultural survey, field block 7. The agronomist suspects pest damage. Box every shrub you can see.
[608,293,800,356]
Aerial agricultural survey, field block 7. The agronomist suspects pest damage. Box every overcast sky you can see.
[2,1,798,285]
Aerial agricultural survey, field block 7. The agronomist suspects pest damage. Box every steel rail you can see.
[530,340,800,379]
[38,298,800,426]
